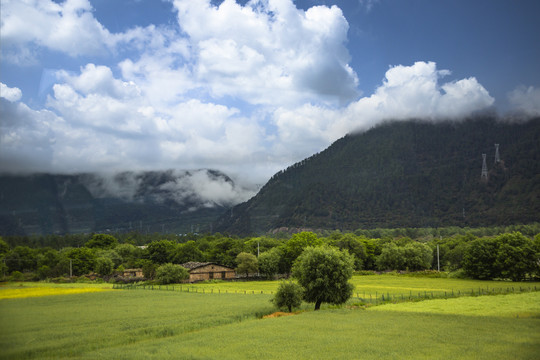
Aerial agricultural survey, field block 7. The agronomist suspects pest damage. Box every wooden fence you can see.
[112,283,538,305]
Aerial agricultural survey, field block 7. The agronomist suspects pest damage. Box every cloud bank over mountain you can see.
[0,0,530,185]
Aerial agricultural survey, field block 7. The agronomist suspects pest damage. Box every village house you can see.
[181,262,236,282]
[122,268,144,278]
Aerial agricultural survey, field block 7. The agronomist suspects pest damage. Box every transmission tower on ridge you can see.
[494,144,500,163]
[481,154,488,181]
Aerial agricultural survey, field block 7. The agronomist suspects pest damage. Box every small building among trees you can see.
[122,268,144,278]
[181,262,236,282]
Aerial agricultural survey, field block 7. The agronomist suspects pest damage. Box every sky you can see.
[1,0,540,194]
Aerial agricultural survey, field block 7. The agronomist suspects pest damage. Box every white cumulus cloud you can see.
[271,61,495,160]
[508,86,540,117]
[0,0,114,62]
[0,1,497,189]
[0,83,22,102]
[171,0,359,106]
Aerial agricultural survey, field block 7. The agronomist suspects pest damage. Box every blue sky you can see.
[1,0,539,199]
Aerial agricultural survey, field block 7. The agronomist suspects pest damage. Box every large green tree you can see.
[462,238,500,280]
[155,263,189,284]
[146,240,177,264]
[173,241,205,264]
[292,246,354,310]
[258,247,282,279]
[94,257,114,277]
[282,232,323,273]
[495,232,537,281]
[235,252,258,277]
[85,234,118,250]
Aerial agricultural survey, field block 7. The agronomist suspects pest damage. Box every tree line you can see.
[1,229,539,282]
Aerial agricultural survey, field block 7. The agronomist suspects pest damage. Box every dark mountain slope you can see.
[0,169,250,235]
[216,117,540,235]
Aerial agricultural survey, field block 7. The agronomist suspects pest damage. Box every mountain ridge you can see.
[215,117,540,235]
[0,169,253,235]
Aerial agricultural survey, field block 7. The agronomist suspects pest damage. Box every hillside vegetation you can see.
[216,117,540,235]
[0,169,242,235]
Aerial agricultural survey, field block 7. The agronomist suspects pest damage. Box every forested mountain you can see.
[216,117,540,235]
[0,169,251,236]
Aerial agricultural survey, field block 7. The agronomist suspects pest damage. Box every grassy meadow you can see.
[1,276,539,359]
[120,274,539,302]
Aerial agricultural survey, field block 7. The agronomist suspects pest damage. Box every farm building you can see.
[181,262,236,282]
[122,268,143,278]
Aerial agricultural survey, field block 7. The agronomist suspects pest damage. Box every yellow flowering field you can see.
[0,286,112,300]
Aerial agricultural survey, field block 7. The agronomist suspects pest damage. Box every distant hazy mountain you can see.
[215,117,540,235]
[0,169,254,235]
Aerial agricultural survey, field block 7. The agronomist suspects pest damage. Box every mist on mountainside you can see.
[0,169,255,235]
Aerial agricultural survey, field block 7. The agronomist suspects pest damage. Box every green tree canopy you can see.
[402,242,433,271]
[146,240,177,264]
[376,242,405,271]
[0,237,10,256]
[258,247,283,279]
[155,263,189,284]
[235,252,258,277]
[173,241,205,264]
[495,232,537,281]
[5,246,37,273]
[282,231,323,273]
[329,233,367,270]
[462,238,500,280]
[94,257,114,276]
[85,234,118,249]
[292,246,354,310]
[272,280,304,312]
[60,247,96,276]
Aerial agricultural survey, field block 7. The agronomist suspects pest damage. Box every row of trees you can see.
[1,230,539,281]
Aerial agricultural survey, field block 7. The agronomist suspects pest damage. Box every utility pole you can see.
[437,244,440,272]
[69,259,72,278]
[494,144,500,163]
[481,154,488,181]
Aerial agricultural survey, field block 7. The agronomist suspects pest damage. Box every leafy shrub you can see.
[155,263,189,284]
[403,270,448,278]
[448,269,468,279]
[272,280,304,312]
[139,260,157,279]
[37,265,51,280]
[10,271,24,281]
[94,257,114,277]
[354,270,376,276]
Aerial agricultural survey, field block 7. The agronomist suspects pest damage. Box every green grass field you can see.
[1,276,539,359]
[118,274,539,305]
